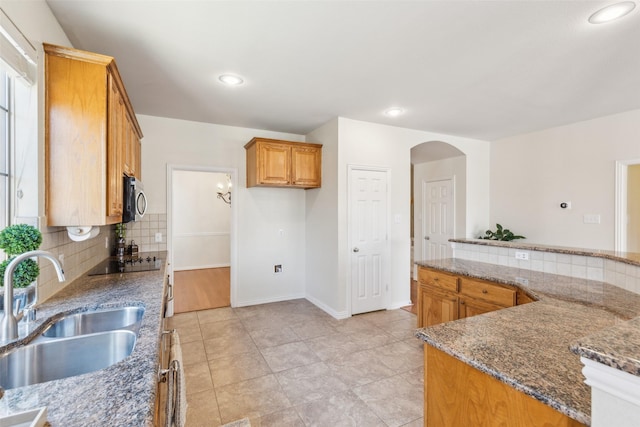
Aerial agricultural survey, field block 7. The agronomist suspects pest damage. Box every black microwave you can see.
[123,176,147,223]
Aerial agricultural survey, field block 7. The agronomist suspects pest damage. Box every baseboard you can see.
[305,294,350,320]
[173,263,230,271]
[234,292,306,308]
[388,299,413,310]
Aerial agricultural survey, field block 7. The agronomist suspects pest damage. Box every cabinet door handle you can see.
[353,247,359,253]
[460,300,465,305]
[424,236,430,240]
[482,289,488,294]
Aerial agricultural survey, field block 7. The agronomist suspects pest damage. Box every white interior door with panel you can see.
[349,167,390,315]
[422,178,454,260]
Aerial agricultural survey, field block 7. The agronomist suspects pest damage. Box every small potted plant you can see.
[478,224,525,241]
[0,224,43,311]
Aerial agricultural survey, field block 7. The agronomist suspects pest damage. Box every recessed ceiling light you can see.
[588,1,636,24]
[385,108,404,117]
[218,74,244,86]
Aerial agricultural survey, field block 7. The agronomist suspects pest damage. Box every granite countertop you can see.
[0,252,167,426]
[415,258,640,426]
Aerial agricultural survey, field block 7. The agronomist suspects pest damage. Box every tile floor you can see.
[168,299,424,427]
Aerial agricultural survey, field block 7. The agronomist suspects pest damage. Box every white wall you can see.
[491,109,640,250]
[304,118,341,316]
[138,114,307,306]
[413,155,467,263]
[306,117,490,316]
[172,170,230,270]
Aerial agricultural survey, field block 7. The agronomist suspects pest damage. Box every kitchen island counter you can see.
[0,252,168,426]
[415,258,640,425]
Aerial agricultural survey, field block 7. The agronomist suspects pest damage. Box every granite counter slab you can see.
[0,252,167,426]
[415,258,640,426]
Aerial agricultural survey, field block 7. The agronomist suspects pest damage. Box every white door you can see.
[350,168,389,315]
[422,179,454,260]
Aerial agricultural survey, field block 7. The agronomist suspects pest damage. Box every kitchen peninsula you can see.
[0,253,168,426]
[416,240,640,426]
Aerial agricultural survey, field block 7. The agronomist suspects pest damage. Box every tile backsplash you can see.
[35,213,167,303]
[120,213,167,253]
[452,242,640,295]
[38,224,114,302]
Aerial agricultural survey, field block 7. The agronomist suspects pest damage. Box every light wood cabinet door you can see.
[245,137,322,189]
[45,43,143,226]
[291,145,321,188]
[45,49,109,226]
[258,141,291,185]
[458,296,506,319]
[459,277,516,308]
[418,284,458,328]
[107,74,124,219]
[135,137,142,180]
[419,267,459,293]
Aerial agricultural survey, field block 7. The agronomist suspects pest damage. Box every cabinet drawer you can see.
[459,278,516,307]
[418,268,459,292]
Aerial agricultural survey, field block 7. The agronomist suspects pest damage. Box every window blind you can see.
[0,8,36,85]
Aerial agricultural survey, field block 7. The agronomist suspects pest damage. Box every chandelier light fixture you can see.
[216,174,232,205]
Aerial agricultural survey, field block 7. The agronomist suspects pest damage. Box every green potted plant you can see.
[478,223,525,241]
[0,224,43,311]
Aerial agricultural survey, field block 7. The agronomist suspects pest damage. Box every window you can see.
[0,65,10,232]
[0,12,40,316]
[0,8,38,260]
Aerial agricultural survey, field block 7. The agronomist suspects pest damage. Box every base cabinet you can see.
[417,266,523,328]
[425,346,586,427]
[418,285,458,327]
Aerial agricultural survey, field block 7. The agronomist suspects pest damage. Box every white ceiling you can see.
[45,0,640,142]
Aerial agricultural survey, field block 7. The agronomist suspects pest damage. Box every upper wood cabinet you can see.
[44,43,143,226]
[245,138,322,189]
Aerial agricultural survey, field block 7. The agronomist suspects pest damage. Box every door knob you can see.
[353,247,360,253]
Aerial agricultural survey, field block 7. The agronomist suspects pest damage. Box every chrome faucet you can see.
[0,250,65,343]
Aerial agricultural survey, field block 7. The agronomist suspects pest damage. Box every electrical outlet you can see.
[155,232,162,242]
[515,251,529,260]
[274,264,282,273]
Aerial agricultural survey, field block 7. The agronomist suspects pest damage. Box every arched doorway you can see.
[404,141,466,313]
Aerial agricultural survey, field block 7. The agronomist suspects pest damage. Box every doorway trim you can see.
[346,164,391,316]
[166,164,239,307]
[615,159,640,253]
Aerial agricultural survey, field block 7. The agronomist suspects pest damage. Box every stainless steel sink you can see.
[0,330,137,390]
[41,306,144,338]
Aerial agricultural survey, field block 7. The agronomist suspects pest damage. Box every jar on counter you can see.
[129,240,139,258]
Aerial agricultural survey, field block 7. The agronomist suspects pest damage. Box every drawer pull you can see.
[482,289,488,294]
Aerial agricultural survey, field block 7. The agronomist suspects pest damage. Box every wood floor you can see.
[401,279,418,314]
[173,267,230,313]
[174,267,415,315]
